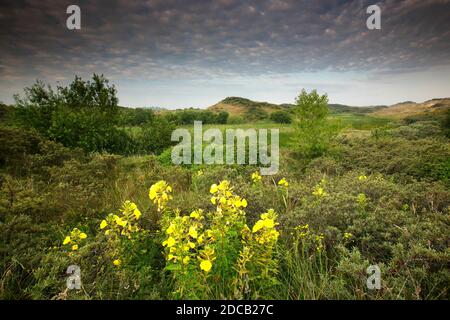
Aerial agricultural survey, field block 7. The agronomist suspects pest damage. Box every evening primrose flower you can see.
[183,256,190,265]
[278,178,289,188]
[251,171,262,183]
[113,259,121,266]
[100,220,108,229]
[166,223,176,234]
[188,226,198,239]
[63,228,88,251]
[200,259,212,272]
[79,232,87,240]
[190,210,201,219]
[252,220,265,233]
[187,241,195,249]
[115,217,127,227]
[312,186,327,197]
[358,175,368,181]
[210,184,219,194]
[344,232,353,239]
[164,237,176,247]
[149,180,173,211]
[357,193,367,207]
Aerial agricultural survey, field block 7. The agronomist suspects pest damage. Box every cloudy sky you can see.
[0,0,449,108]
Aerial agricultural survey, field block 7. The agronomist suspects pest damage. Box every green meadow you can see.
[0,76,449,300]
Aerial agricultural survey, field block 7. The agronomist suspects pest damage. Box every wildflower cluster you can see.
[293,224,325,253]
[236,209,280,298]
[247,209,280,244]
[210,180,247,225]
[161,208,216,274]
[358,174,368,181]
[251,171,262,184]
[343,232,353,240]
[312,178,328,198]
[63,228,87,251]
[149,180,173,211]
[99,200,142,238]
[277,178,289,189]
[98,201,143,266]
[356,193,367,208]
[156,179,279,299]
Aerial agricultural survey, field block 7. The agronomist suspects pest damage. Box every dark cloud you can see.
[0,0,449,103]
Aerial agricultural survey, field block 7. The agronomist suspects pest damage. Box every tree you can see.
[14,74,123,153]
[292,89,336,158]
[215,111,229,124]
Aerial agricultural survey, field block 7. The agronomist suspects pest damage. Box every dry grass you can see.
[372,98,450,119]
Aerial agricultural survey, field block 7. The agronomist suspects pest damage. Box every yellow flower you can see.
[149,189,157,200]
[149,180,173,211]
[113,259,121,266]
[200,259,212,272]
[218,180,230,191]
[63,236,71,245]
[115,217,127,227]
[100,220,108,229]
[183,256,190,265]
[196,170,203,176]
[312,186,327,197]
[134,208,141,220]
[358,175,367,181]
[168,254,176,261]
[190,211,200,219]
[166,224,175,234]
[188,227,198,239]
[252,220,265,233]
[71,244,78,251]
[236,198,247,208]
[210,184,218,194]
[79,232,87,240]
[263,219,275,228]
[188,241,196,249]
[251,171,262,183]
[344,232,353,239]
[278,178,289,188]
[166,237,176,247]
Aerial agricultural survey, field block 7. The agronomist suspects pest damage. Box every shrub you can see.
[270,111,292,124]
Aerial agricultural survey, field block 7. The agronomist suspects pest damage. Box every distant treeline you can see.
[7,74,175,155]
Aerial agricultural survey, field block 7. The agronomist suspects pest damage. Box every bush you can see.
[14,75,123,153]
[270,111,292,124]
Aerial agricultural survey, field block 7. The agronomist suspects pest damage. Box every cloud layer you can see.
[0,0,449,106]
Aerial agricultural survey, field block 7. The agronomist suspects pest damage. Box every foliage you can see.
[14,75,122,153]
[270,110,292,124]
[291,89,338,158]
[1,86,449,300]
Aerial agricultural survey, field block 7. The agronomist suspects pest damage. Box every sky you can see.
[0,0,449,108]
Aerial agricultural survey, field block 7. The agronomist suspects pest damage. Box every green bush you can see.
[270,111,292,124]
